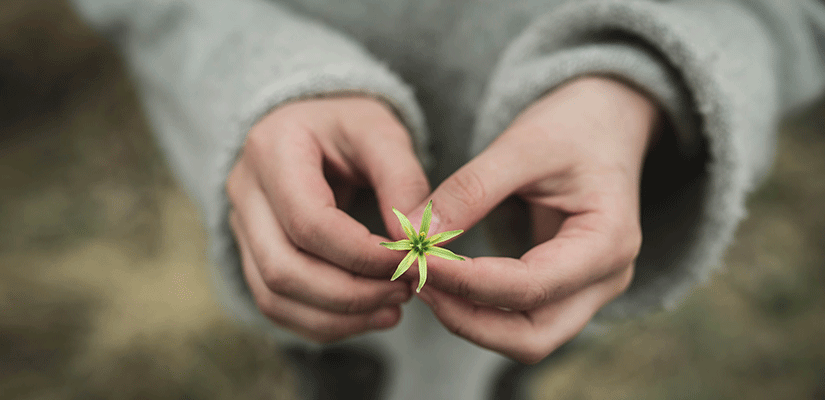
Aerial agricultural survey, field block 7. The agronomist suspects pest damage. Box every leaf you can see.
[392,207,417,241]
[380,240,413,251]
[416,252,427,293]
[425,246,465,261]
[426,229,463,245]
[391,251,417,281]
[419,200,433,237]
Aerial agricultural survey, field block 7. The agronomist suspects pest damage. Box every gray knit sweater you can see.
[71,0,825,326]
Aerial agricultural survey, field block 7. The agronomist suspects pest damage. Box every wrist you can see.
[566,76,662,150]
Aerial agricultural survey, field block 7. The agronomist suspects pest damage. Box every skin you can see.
[226,97,430,343]
[411,76,660,364]
[227,76,660,360]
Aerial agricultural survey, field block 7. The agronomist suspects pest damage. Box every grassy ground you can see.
[1,2,823,399]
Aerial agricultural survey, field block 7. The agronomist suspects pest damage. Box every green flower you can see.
[380,200,465,293]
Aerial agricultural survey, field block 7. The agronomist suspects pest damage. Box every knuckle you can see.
[626,226,643,260]
[261,265,296,295]
[614,224,642,267]
[225,165,247,208]
[353,110,407,143]
[253,295,272,316]
[244,126,271,155]
[521,280,551,309]
[617,266,634,293]
[285,211,317,247]
[225,170,240,200]
[445,167,487,210]
[602,213,642,270]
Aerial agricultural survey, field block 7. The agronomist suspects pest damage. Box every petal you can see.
[425,246,465,261]
[391,250,417,281]
[380,240,413,251]
[416,253,428,293]
[419,200,433,237]
[392,207,417,241]
[425,229,463,245]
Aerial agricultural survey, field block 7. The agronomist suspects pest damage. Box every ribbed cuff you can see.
[475,0,779,317]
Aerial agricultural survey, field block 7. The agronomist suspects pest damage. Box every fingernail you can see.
[410,206,440,233]
[408,210,424,231]
[428,210,441,234]
[369,308,398,329]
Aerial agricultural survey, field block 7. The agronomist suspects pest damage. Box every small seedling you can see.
[380,200,465,292]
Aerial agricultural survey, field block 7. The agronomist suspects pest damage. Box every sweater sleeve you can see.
[473,0,825,318]
[69,0,429,325]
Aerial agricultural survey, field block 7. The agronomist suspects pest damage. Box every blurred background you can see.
[1,1,823,399]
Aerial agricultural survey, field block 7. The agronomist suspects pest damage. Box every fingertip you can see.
[405,200,442,236]
[369,306,402,330]
[366,143,430,230]
[383,289,410,306]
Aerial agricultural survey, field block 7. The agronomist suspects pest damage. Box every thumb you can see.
[408,141,533,235]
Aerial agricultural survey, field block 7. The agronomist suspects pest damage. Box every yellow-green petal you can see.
[392,207,417,241]
[426,229,463,245]
[391,250,417,281]
[416,252,428,293]
[419,200,433,237]
[380,240,413,251]
[425,246,465,261]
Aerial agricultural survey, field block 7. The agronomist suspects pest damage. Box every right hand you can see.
[226,96,430,343]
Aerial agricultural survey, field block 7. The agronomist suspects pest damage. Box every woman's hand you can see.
[227,97,430,343]
[411,77,660,363]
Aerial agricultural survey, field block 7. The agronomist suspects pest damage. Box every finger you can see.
[349,122,431,240]
[406,132,546,235]
[425,209,640,310]
[245,126,401,277]
[227,157,410,314]
[417,267,633,364]
[231,212,402,343]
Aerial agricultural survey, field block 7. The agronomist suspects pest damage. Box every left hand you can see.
[410,76,661,364]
